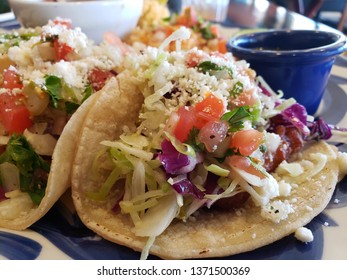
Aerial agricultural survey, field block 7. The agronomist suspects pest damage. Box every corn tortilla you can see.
[71,76,339,259]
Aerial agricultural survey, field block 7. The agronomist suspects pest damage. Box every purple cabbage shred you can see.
[268,103,334,141]
[307,117,332,140]
[171,178,205,199]
[159,139,201,175]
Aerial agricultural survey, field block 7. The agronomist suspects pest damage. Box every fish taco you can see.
[0,18,125,230]
[71,28,346,259]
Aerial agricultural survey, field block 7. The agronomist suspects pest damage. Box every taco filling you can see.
[71,27,347,259]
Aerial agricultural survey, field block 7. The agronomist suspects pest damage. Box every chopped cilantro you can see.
[81,84,93,103]
[185,127,204,152]
[162,17,171,22]
[197,61,233,78]
[200,23,216,39]
[0,32,38,52]
[259,144,267,153]
[220,106,255,132]
[229,81,244,97]
[43,76,92,113]
[0,135,50,205]
[44,75,63,108]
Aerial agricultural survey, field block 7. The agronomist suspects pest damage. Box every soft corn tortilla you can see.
[0,87,102,230]
[71,77,339,259]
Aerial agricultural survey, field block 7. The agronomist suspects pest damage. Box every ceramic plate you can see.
[1,21,347,260]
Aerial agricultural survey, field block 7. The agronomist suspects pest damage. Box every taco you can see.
[0,18,125,230]
[71,29,345,259]
[124,4,228,53]
[0,90,99,230]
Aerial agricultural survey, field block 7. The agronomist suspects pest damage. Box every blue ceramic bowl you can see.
[227,30,347,115]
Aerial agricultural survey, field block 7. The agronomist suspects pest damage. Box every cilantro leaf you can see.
[162,15,173,23]
[197,61,233,77]
[185,127,204,152]
[0,32,38,51]
[44,75,63,108]
[65,84,93,114]
[220,106,255,132]
[200,23,216,39]
[230,81,244,97]
[82,84,93,102]
[0,135,50,205]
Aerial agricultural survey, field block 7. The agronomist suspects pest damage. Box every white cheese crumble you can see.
[278,180,292,197]
[264,132,281,153]
[337,151,347,177]
[276,161,304,177]
[239,175,280,207]
[334,198,340,204]
[260,200,294,223]
[294,227,314,243]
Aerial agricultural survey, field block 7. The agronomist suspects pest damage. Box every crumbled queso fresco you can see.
[260,200,294,223]
[294,227,314,243]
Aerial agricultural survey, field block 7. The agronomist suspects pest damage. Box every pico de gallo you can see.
[0,18,124,206]
[125,5,228,53]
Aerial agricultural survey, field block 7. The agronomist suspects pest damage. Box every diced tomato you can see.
[227,155,266,178]
[176,7,198,28]
[218,38,227,54]
[197,120,228,152]
[194,93,225,128]
[53,39,73,61]
[172,93,225,142]
[0,69,31,134]
[1,68,23,90]
[210,25,220,37]
[0,92,32,134]
[232,88,259,107]
[230,129,263,156]
[53,18,72,29]
[88,68,117,91]
[186,51,206,68]
[173,106,197,142]
[163,26,175,37]
[103,32,133,55]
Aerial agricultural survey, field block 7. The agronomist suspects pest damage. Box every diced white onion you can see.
[23,129,57,156]
[0,162,20,192]
[0,136,9,145]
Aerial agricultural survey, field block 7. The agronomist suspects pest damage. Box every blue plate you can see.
[1,25,347,261]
